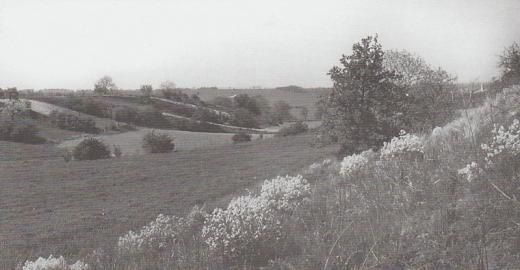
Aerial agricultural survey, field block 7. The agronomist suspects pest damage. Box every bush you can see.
[113,145,122,157]
[277,121,308,137]
[49,111,99,133]
[142,131,175,153]
[231,132,252,143]
[0,119,46,144]
[73,138,111,160]
[230,108,258,128]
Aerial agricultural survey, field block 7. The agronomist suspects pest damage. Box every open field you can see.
[0,134,337,266]
[57,128,273,155]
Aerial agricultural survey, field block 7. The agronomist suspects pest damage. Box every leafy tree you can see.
[234,94,261,115]
[271,100,293,124]
[230,108,258,128]
[384,50,457,131]
[140,84,153,97]
[160,81,177,91]
[321,35,408,155]
[498,42,520,87]
[94,76,117,95]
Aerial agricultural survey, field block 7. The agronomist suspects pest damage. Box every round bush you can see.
[73,137,111,160]
[142,131,175,153]
[232,132,252,143]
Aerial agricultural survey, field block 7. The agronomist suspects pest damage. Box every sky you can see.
[0,0,519,90]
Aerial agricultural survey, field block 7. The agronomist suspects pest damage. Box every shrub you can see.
[72,138,111,160]
[0,119,45,144]
[142,131,175,153]
[113,145,122,157]
[202,175,310,266]
[49,111,99,133]
[22,255,89,270]
[277,121,308,137]
[380,130,424,160]
[231,132,251,143]
[230,108,258,128]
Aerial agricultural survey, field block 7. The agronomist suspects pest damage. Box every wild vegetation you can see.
[3,33,519,270]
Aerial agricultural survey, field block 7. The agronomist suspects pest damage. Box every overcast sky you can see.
[1,0,519,89]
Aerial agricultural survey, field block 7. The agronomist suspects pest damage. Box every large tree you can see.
[384,50,456,131]
[320,36,408,155]
[94,76,117,95]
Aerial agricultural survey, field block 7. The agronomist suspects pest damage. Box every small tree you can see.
[140,84,153,97]
[498,42,520,88]
[321,35,407,155]
[73,138,111,160]
[160,80,177,91]
[94,76,117,95]
[142,131,175,153]
[271,100,293,124]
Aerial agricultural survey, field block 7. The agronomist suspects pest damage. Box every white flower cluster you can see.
[380,130,424,160]
[339,150,372,178]
[22,255,88,270]
[457,162,482,182]
[481,119,520,166]
[202,175,310,257]
[117,214,184,255]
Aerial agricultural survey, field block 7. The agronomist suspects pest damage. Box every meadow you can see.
[0,134,336,268]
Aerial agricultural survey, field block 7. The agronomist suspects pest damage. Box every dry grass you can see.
[0,134,336,268]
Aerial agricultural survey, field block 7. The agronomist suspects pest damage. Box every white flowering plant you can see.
[117,214,185,256]
[339,150,374,178]
[380,130,424,160]
[22,255,88,270]
[481,119,520,168]
[202,175,310,265]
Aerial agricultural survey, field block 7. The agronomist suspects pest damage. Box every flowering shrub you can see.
[481,119,520,167]
[118,214,186,256]
[380,130,424,160]
[339,150,373,178]
[457,161,482,182]
[202,175,310,265]
[22,255,88,270]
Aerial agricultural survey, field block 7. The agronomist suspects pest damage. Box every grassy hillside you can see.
[0,134,336,267]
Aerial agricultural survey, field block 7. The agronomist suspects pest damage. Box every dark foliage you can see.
[73,137,111,160]
[49,111,99,133]
[230,108,259,128]
[142,131,175,153]
[0,119,46,144]
[231,132,252,143]
[321,35,408,155]
[277,121,308,137]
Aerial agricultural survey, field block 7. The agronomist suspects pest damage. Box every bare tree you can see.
[140,84,153,97]
[94,76,117,95]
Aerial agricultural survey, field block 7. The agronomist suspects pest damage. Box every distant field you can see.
[171,88,328,119]
[0,134,337,265]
